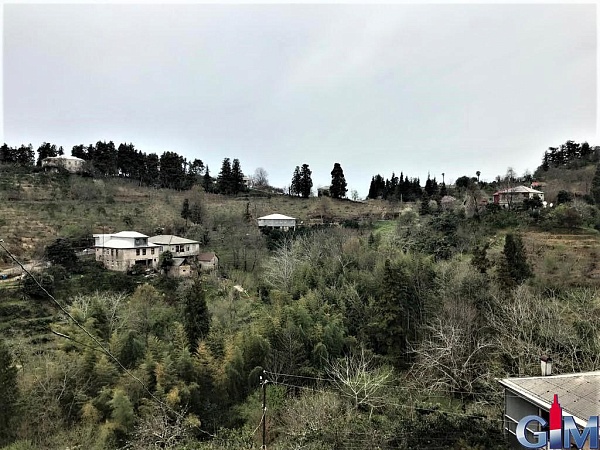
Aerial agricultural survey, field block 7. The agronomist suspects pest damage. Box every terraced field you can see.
[522,230,600,288]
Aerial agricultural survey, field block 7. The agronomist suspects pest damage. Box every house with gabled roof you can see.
[93,231,161,272]
[493,186,544,208]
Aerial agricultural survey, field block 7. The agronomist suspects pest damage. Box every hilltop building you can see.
[493,186,544,208]
[257,214,297,231]
[42,155,85,173]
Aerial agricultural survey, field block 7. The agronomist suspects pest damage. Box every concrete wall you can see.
[95,247,160,271]
[161,243,200,257]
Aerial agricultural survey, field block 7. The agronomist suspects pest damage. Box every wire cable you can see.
[0,239,218,439]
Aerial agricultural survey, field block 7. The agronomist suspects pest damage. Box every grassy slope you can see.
[0,170,401,266]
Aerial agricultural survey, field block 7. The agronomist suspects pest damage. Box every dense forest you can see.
[1,140,600,449]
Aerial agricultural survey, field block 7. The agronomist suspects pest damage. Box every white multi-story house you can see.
[93,231,161,272]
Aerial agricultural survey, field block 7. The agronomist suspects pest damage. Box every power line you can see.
[0,239,218,439]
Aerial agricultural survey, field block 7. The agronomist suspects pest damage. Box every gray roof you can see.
[258,213,296,220]
[494,186,543,195]
[149,235,199,245]
[499,371,600,425]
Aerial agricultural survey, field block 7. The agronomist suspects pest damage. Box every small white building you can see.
[257,214,297,231]
[42,155,85,173]
[93,231,161,272]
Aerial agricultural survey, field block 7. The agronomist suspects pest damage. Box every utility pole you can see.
[260,371,268,450]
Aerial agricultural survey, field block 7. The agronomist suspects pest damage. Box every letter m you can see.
[563,416,599,449]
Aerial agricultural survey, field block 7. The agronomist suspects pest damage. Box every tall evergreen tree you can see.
[217,158,233,194]
[203,165,213,193]
[330,163,348,199]
[499,233,532,286]
[541,151,550,171]
[145,153,160,186]
[159,151,186,189]
[36,142,59,166]
[181,198,191,227]
[291,166,301,196]
[182,282,211,349]
[231,158,245,194]
[299,164,313,198]
[16,144,35,166]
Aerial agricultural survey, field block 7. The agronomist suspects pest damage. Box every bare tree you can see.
[126,404,198,450]
[411,316,493,400]
[252,167,269,188]
[327,347,393,417]
[262,238,298,291]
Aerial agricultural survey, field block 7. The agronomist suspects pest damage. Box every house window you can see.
[115,249,119,257]
[151,248,155,255]
[186,246,190,251]
[136,249,140,256]
[111,249,114,256]
[142,248,147,255]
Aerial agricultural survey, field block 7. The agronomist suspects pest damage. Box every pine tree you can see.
[330,162,348,199]
[217,158,233,194]
[541,151,550,171]
[231,158,245,194]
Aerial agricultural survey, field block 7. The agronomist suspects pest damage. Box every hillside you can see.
[6,161,600,449]
[0,168,400,267]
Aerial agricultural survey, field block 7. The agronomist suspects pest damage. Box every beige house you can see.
[93,231,161,272]
[42,155,85,173]
[198,252,219,271]
[148,235,201,257]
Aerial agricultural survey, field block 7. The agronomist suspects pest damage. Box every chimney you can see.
[541,355,552,376]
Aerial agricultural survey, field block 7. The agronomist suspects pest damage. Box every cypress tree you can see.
[330,163,348,199]
[499,233,532,286]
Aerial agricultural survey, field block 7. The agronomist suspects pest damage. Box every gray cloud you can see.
[3,3,596,195]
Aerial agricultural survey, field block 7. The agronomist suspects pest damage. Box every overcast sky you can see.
[2,3,597,196]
